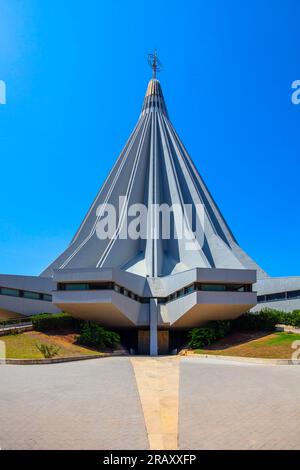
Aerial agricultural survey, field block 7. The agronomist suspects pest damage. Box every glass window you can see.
[201,284,226,292]
[1,287,20,297]
[42,294,52,302]
[266,292,286,301]
[184,285,194,295]
[257,295,266,303]
[226,284,243,292]
[287,290,300,299]
[23,291,41,300]
[195,283,252,293]
[64,283,89,291]
[90,282,113,290]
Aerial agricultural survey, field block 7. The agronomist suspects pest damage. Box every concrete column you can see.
[149,298,158,356]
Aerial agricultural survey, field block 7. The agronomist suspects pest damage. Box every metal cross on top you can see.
[148,50,163,79]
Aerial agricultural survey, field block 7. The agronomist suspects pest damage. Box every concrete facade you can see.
[0,274,59,319]
[254,276,300,312]
[0,74,299,353]
[51,267,257,331]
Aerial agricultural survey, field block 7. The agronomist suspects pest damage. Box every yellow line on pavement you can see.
[130,356,180,450]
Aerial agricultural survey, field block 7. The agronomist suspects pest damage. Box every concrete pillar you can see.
[149,298,158,356]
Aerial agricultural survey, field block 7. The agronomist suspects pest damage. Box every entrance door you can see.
[138,330,150,355]
[138,329,169,355]
[158,330,169,355]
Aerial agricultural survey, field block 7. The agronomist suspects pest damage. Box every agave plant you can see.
[36,343,60,359]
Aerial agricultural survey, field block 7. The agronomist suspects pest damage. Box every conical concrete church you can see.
[1,57,300,354]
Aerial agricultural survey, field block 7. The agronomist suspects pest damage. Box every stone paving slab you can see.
[131,357,179,450]
[179,357,300,450]
[0,357,148,450]
[1,356,300,450]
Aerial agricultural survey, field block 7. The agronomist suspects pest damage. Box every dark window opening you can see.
[0,286,52,302]
[266,292,286,302]
[258,289,300,303]
[56,281,253,305]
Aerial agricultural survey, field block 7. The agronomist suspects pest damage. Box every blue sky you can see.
[0,0,299,277]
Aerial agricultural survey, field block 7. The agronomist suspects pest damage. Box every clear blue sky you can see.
[0,0,299,277]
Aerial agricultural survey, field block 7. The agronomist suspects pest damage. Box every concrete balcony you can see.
[165,291,257,328]
[52,289,149,327]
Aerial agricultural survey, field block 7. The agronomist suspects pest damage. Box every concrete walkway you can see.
[131,357,180,450]
[179,356,300,450]
[0,358,148,450]
[0,322,33,336]
[0,356,300,449]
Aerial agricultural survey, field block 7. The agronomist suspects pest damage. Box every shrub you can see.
[36,343,60,359]
[256,309,282,330]
[278,311,290,326]
[188,308,300,349]
[233,308,287,332]
[215,309,300,334]
[290,310,300,326]
[77,322,120,349]
[31,313,80,331]
[188,321,231,349]
[273,310,300,327]
[0,317,32,326]
[8,328,22,336]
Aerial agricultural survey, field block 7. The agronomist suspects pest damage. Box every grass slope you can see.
[0,331,103,359]
[194,332,300,359]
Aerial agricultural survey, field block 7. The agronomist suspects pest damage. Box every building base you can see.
[138,329,170,355]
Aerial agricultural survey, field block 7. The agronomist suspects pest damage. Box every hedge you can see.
[0,317,32,326]
[188,321,231,349]
[77,322,120,349]
[278,310,300,327]
[188,309,300,349]
[31,313,81,331]
[232,308,300,331]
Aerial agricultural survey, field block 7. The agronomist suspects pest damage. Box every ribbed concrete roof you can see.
[41,78,267,279]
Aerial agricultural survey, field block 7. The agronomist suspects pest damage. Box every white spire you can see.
[41,76,267,280]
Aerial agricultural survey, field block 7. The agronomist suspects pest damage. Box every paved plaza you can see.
[0,357,148,450]
[179,357,300,450]
[0,357,300,450]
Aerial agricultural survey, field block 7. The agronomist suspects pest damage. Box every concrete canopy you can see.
[41,78,267,280]
[1,69,299,354]
[42,76,260,354]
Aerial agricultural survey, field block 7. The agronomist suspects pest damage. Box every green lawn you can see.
[193,332,300,359]
[0,331,103,359]
[262,332,300,346]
